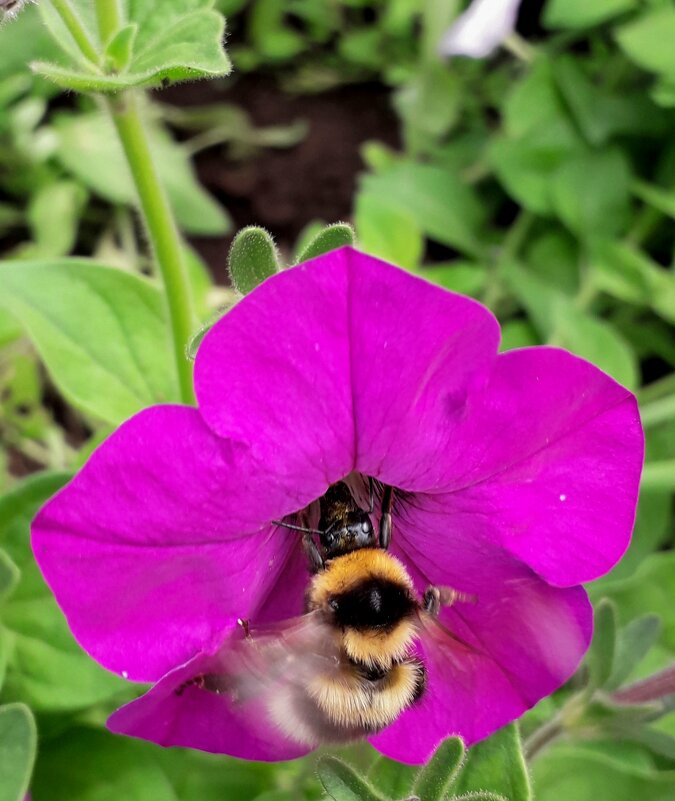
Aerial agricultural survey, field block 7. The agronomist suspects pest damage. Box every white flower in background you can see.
[0,0,33,24]
[439,0,523,58]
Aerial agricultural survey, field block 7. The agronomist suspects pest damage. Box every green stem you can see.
[95,0,123,43]
[626,205,663,248]
[109,93,196,403]
[612,664,675,704]
[523,717,564,761]
[49,0,100,64]
[503,33,537,63]
[482,210,534,311]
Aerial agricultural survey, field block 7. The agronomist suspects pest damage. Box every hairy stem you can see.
[50,0,197,404]
[612,664,675,704]
[95,0,123,42]
[109,92,196,403]
[49,0,100,64]
[523,717,564,761]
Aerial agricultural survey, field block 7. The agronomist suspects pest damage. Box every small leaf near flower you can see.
[296,222,356,264]
[317,756,387,801]
[228,226,280,295]
[413,736,465,801]
[586,598,618,690]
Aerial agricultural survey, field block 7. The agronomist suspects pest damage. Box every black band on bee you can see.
[329,578,416,631]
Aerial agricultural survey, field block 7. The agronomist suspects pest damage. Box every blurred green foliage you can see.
[0,0,674,800]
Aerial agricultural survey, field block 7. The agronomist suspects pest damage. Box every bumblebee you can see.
[184,479,475,746]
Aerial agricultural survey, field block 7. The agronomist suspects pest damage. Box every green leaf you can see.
[395,65,461,153]
[228,227,280,295]
[367,755,417,800]
[552,57,667,145]
[422,262,486,298]
[317,757,386,801]
[616,6,675,79]
[35,0,231,92]
[454,794,509,801]
[0,472,127,712]
[296,223,356,264]
[503,263,639,390]
[27,180,87,257]
[586,599,618,690]
[544,0,636,30]
[104,24,138,72]
[0,260,177,427]
[32,727,179,801]
[610,491,672,579]
[499,320,540,351]
[53,110,230,236]
[590,240,675,325]
[359,162,485,257]
[490,122,583,215]
[453,725,532,801]
[592,552,675,651]
[532,743,675,801]
[355,192,423,270]
[413,736,465,801]
[0,703,36,801]
[149,743,280,801]
[607,615,662,691]
[0,550,20,604]
[551,150,631,239]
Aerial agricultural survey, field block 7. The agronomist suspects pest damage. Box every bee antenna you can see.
[272,520,323,536]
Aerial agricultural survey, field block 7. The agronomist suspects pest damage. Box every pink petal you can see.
[195,249,356,509]
[196,247,501,494]
[108,635,312,761]
[369,494,591,763]
[435,348,643,585]
[31,406,307,682]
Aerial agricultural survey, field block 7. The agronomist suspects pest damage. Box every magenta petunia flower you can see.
[32,248,643,764]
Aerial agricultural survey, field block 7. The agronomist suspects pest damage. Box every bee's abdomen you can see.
[270,657,427,746]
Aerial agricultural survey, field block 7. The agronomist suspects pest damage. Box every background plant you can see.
[0,1,673,800]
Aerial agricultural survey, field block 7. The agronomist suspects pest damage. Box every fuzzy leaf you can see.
[0,260,177,425]
[587,599,619,690]
[318,757,387,801]
[296,223,356,264]
[606,615,662,691]
[453,725,531,801]
[0,703,36,801]
[104,24,138,72]
[228,227,280,295]
[34,0,231,92]
[413,736,465,801]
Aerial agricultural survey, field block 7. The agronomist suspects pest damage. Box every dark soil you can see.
[163,74,400,281]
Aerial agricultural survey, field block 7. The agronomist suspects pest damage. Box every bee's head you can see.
[320,511,375,557]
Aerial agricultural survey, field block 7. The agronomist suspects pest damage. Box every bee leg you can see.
[423,585,477,616]
[303,532,324,573]
[379,484,393,550]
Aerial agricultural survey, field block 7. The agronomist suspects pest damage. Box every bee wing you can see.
[415,607,486,671]
[209,610,342,701]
